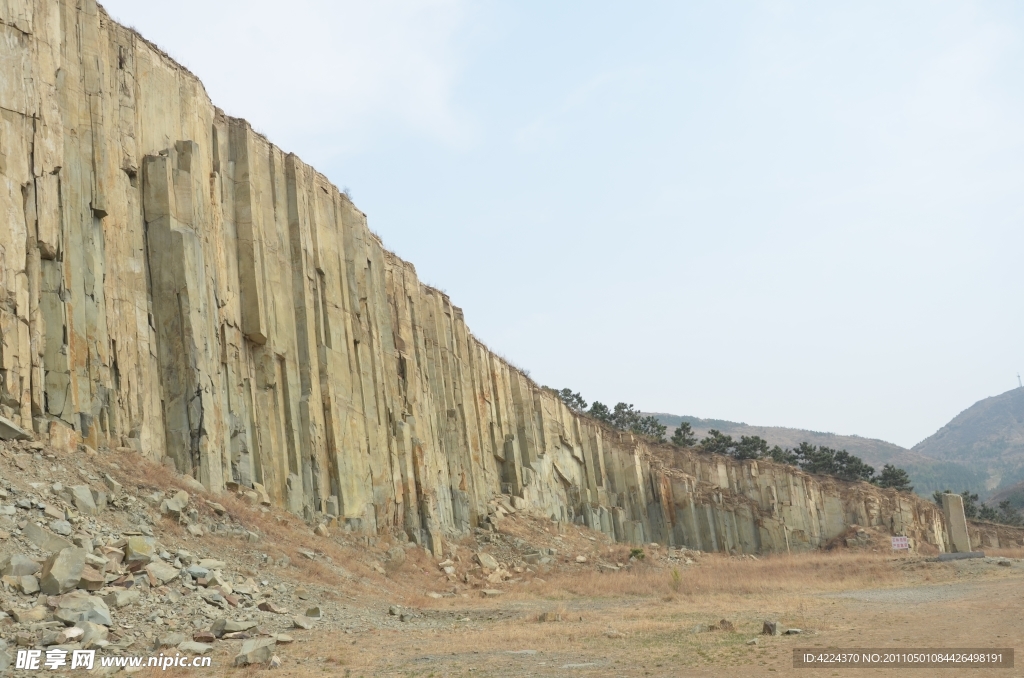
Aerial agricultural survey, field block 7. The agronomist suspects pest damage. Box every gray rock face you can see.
[0,0,960,559]
[39,548,87,594]
[55,591,113,626]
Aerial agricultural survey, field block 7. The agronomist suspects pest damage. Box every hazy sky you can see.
[101,1,1024,448]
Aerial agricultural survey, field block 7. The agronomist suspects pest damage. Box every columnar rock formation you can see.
[0,0,978,555]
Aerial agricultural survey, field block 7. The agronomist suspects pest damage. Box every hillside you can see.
[912,388,1024,492]
[649,414,988,498]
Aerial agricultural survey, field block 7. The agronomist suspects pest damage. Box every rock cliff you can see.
[0,0,995,555]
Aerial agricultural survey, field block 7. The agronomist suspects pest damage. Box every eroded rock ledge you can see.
[1,1,1017,554]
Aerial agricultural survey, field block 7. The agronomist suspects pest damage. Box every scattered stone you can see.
[11,606,48,623]
[77,566,105,591]
[192,631,216,644]
[156,632,187,648]
[124,536,157,565]
[55,591,113,626]
[211,619,257,638]
[77,621,109,648]
[60,627,85,643]
[234,638,276,666]
[12,574,39,595]
[386,546,406,566]
[24,522,73,553]
[270,655,283,668]
[102,589,140,608]
[476,553,500,570]
[39,547,87,594]
[178,641,213,655]
[274,634,293,644]
[71,486,100,516]
[0,416,31,441]
[575,555,587,563]
[481,589,502,598]
[49,520,72,536]
[102,474,121,498]
[762,620,781,636]
[292,616,314,630]
[1,553,41,576]
[305,606,321,619]
[258,601,288,614]
[187,524,204,537]
[160,490,189,518]
[746,638,758,646]
[145,561,180,586]
[314,523,330,537]
[784,628,802,635]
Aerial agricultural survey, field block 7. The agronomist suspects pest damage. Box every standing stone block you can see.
[941,493,972,553]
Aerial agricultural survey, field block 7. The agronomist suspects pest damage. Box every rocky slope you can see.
[0,0,979,559]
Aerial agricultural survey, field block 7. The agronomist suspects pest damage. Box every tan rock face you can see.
[0,1,954,555]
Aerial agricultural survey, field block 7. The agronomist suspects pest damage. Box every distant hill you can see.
[912,387,1024,495]
[987,480,1024,510]
[649,413,988,498]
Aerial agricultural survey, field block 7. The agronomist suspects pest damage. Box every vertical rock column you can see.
[142,143,223,489]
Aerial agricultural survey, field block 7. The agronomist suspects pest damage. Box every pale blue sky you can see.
[102,1,1024,448]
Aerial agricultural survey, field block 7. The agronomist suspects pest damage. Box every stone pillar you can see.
[941,493,971,553]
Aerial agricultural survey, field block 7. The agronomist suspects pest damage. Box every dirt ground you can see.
[242,552,1023,678]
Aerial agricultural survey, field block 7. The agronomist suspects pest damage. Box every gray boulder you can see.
[1,553,41,576]
[39,548,86,594]
[234,638,276,666]
[55,591,113,626]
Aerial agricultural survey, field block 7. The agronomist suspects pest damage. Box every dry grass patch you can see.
[518,550,911,601]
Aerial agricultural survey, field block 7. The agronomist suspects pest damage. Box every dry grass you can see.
[511,550,908,602]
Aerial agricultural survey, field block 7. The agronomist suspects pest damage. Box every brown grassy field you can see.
[249,550,1023,678]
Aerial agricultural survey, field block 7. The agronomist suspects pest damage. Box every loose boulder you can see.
[1,554,41,577]
[39,548,87,594]
[124,536,156,565]
[55,591,112,626]
[234,638,276,666]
